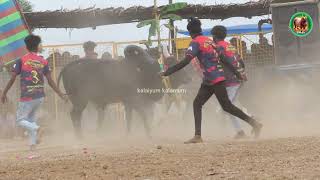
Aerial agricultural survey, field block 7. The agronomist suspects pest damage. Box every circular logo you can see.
[289,12,313,37]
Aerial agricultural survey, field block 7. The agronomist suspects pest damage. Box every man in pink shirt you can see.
[1,35,67,150]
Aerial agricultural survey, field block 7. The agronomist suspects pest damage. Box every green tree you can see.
[17,0,33,12]
[137,1,187,47]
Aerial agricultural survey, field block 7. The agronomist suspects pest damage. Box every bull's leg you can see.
[156,97,174,128]
[164,95,173,113]
[123,104,133,135]
[96,105,106,134]
[70,102,87,139]
[146,105,155,132]
[182,98,193,121]
[134,105,153,138]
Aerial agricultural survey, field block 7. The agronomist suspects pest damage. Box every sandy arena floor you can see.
[1,135,320,180]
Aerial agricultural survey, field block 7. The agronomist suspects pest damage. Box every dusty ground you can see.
[2,73,320,180]
[1,135,320,180]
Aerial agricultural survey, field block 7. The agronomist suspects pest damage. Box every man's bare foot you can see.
[36,127,43,145]
[252,121,263,139]
[184,135,203,144]
[234,130,247,139]
[30,144,36,151]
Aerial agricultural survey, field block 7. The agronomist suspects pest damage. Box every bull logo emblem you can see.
[289,12,313,37]
[293,16,308,33]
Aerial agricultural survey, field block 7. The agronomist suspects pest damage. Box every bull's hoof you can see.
[233,130,247,140]
[251,122,263,139]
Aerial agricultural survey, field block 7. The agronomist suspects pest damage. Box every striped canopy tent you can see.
[0,0,29,65]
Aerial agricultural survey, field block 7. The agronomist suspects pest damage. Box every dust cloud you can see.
[2,63,320,180]
[38,64,320,151]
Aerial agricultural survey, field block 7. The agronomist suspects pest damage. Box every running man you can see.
[160,18,262,143]
[211,25,252,139]
[1,35,67,150]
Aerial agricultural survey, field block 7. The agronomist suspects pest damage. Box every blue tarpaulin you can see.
[178,24,272,36]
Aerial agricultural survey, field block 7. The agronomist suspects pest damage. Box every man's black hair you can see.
[24,35,41,52]
[211,25,227,40]
[187,17,202,35]
[83,41,97,51]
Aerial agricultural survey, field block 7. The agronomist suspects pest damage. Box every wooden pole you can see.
[239,35,243,59]
[154,0,175,111]
[169,0,176,56]
[112,42,118,59]
[52,48,58,123]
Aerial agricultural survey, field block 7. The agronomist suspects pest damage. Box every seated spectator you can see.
[117,56,125,61]
[250,35,273,65]
[62,51,72,60]
[251,43,260,58]
[47,52,62,67]
[229,37,247,59]
[240,40,248,60]
[71,55,80,61]
[101,52,112,60]
[259,36,272,50]
[230,37,237,47]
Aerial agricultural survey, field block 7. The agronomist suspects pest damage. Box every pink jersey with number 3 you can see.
[14,52,50,102]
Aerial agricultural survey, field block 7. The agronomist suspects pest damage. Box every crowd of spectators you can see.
[229,34,274,65]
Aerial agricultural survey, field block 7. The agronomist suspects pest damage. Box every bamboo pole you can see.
[169,0,176,56]
[154,0,171,89]
[112,42,118,59]
[52,48,58,123]
[236,37,241,54]
[239,35,244,59]
[174,27,179,61]
[154,0,173,111]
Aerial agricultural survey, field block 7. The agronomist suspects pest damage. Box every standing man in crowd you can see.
[1,35,67,150]
[83,41,98,59]
[160,17,262,143]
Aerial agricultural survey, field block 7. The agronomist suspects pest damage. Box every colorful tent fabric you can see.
[0,0,29,64]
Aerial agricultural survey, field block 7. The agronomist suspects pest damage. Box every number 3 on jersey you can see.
[31,70,40,84]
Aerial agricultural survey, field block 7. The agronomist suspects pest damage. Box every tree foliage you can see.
[17,0,33,12]
[136,2,187,46]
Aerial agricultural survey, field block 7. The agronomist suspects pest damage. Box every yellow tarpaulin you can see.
[176,37,214,50]
[176,37,192,49]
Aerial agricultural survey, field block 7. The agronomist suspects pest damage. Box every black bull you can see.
[57,45,189,138]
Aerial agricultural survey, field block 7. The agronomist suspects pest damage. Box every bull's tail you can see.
[58,66,73,96]
[57,60,83,96]
[57,67,72,96]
